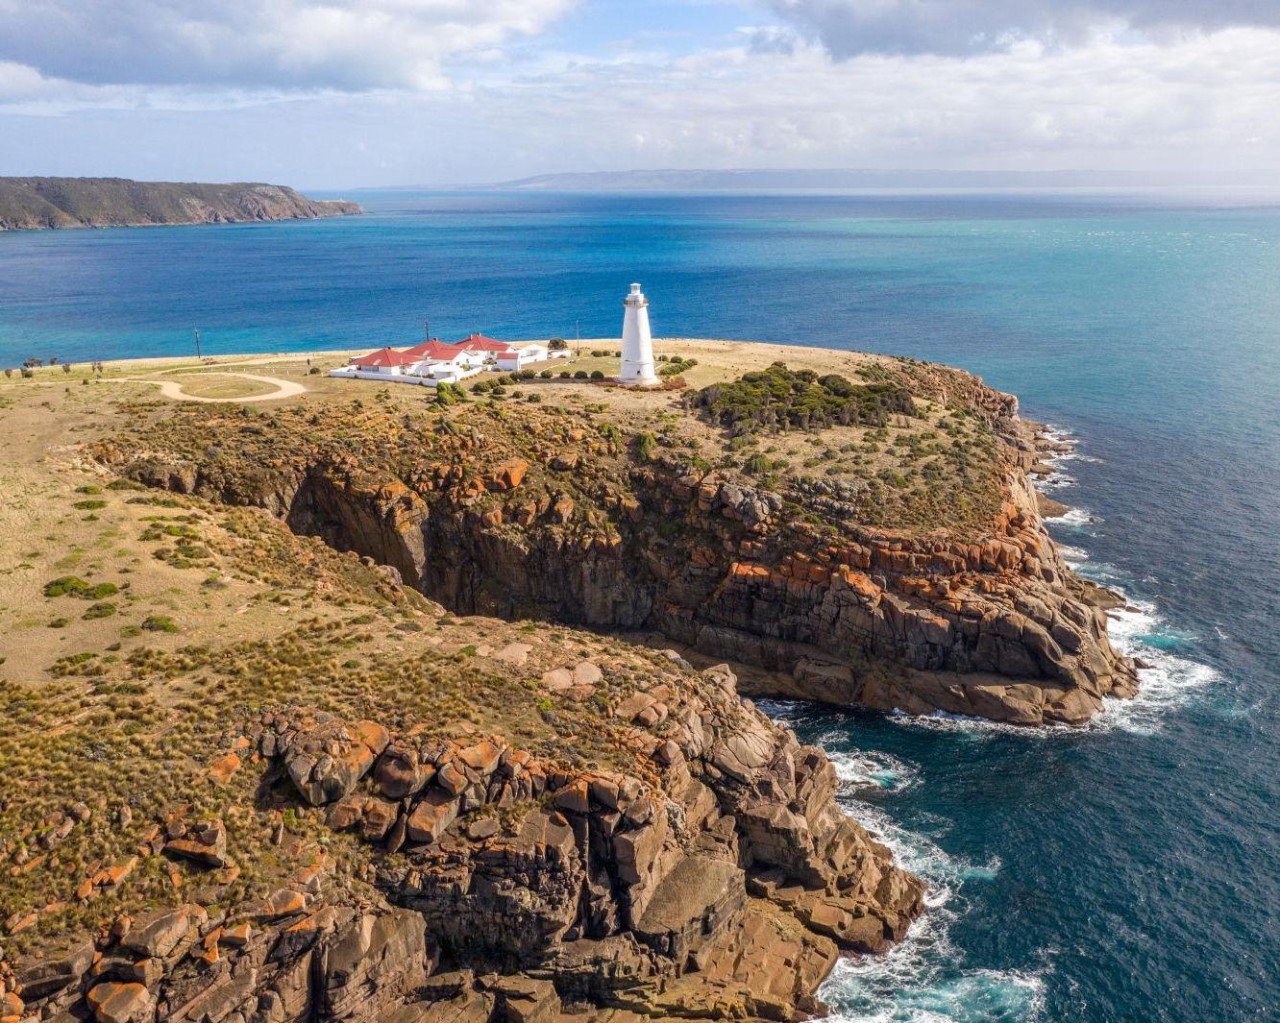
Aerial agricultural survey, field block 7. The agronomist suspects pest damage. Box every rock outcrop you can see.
[6,663,923,1023]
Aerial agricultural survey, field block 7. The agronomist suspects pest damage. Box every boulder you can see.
[14,941,95,1001]
[163,820,228,868]
[374,742,435,800]
[280,718,390,806]
[119,906,193,959]
[86,983,155,1023]
[405,791,460,844]
[487,460,529,491]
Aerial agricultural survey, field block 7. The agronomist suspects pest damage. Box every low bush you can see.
[689,362,916,434]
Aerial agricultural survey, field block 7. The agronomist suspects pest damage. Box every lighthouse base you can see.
[620,359,660,386]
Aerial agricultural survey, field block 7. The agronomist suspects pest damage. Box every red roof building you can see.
[349,347,419,369]
[402,339,468,362]
[455,333,514,354]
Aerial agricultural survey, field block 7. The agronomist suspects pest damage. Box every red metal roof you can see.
[349,347,419,368]
[402,339,467,362]
[455,333,513,353]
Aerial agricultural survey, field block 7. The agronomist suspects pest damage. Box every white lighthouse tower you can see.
[620,282,659,385]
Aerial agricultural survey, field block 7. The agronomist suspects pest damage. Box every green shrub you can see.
[635,432,658,462]
[573,370,588,380]
[141,615,179,633]
[44,575,90,597]
[689,362,916,434]
[82,601,118,619]
[73,499,107,510]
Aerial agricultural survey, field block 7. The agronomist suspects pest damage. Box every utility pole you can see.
[424,320,430,341]
[193,328,202,360]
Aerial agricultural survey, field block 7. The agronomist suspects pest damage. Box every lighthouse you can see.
[620,282,659,385]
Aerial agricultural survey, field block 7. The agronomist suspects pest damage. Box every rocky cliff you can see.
[3,653,922,1023]
[100,356,1137,725]
[0,178,360,231]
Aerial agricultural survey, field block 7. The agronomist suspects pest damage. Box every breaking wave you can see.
[818,774,1043,1022]
[1037,430,1222,736]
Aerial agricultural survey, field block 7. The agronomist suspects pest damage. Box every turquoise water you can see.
[2,191,1278,1021]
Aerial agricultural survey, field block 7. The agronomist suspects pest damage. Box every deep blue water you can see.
[2,191,1278,1022]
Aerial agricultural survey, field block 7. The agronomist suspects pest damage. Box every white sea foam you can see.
[820,781,1041,1022]
[1043,506,1097,528]
[1056,543,1089,564]
[887,709,1066,739]
[1094,599,1222,735]
[827,748,920,793]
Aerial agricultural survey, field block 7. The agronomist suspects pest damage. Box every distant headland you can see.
[0,177,361,231]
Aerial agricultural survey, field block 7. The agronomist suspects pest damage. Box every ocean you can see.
[2,190,1277,1021]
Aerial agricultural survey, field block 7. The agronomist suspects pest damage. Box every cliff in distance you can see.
[0,178,361,231]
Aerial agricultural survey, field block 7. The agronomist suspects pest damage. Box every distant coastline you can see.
[488,167,1280,193]
[0,176,361,231]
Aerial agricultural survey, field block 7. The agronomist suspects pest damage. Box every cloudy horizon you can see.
[1,0,1277,189]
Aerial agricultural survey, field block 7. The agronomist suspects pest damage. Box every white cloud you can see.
[0,0,578,91]
[0,2,1276,184]
[450,27,1280,176]
[762,0,1280,57]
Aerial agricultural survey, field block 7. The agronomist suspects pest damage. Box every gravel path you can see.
[112,372,306,403]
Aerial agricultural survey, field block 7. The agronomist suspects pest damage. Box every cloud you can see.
[762,0,1280,57]
[0,2,1276,184]
[447,27,1280,177]
[0,0,578,92]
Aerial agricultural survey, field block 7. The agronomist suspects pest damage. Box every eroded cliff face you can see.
[7,661,923,1023]
[98,355,1136,726]
[112,438,1133,728]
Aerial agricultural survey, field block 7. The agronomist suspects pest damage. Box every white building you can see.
[496,343,550,371]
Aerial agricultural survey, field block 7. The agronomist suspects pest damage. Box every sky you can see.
[0,0,1277,188]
